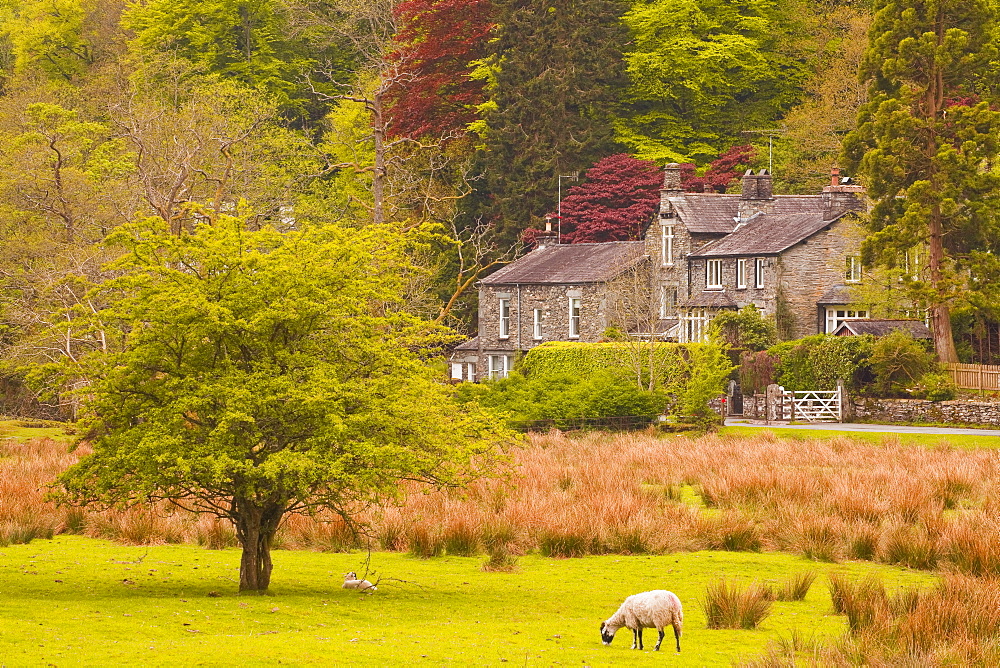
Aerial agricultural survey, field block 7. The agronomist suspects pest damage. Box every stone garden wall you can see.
[849,397,1000,427]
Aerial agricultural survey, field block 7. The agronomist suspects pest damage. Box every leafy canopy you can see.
[56,215,508,590]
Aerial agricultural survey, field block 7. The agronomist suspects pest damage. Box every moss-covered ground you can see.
[0,536,937,666]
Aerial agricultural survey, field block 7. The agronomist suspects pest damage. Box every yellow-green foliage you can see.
[516,342,733,426]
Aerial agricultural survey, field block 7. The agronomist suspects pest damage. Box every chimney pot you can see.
[830,166,840,188]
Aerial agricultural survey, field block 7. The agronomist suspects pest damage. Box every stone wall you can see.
[850,397,1000,427]
[477,282,613,372]
[775,216,865,338]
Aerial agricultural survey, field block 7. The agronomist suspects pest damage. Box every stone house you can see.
[652,165,867,341]
[449,241,646,381]
[451,165,869,381]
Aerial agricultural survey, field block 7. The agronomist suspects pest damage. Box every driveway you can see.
[724,418,1000,437]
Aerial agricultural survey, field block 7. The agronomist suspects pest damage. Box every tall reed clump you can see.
[772,571,817,602]
[702,578,773,629]
[823,574,1000,665]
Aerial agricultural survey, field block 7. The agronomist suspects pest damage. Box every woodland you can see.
[1,0,999,405]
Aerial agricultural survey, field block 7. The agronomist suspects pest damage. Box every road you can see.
[724,418,1000,437]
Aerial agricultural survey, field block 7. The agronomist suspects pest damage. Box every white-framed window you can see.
[451,363,463,380]
[754,258,765,288]
[487,354,512,379]
[682,309,713,343]
[568,297,582,338]
[661,224,675,266]
[736,258,747,289]
[659,286,678,319]
[532,308,543,340]
[825,307,870,333]
[845,255,862,283]
[498,298,510,339]
[466,362,476,382]
[706,259,723,289]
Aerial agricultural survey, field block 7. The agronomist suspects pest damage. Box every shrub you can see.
[769,334,874,391]
[708,305,777,352]
[702,579,773,629]
[869,330,935,395]
[739,350,777,395]
[481,519,519,572]
[912,371,957,402]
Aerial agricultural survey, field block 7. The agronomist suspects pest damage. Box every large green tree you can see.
[55,216,507,592]
[843,0,1000,362]
[617,0,806,165]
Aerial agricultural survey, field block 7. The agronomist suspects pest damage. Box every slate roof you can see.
[453,336,480,351]
[629,318,679,338]
[834,320,932,339]
[817,284,856,305]
[668,194,827,235]
[668,194,741,234]
[480,242,646,285]
[689,212,847,258]
[680,290,738,309]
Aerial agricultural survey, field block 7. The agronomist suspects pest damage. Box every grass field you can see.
[719,424,1000,449]
[0,536,937,666]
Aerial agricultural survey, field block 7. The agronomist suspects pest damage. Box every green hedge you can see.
[460,342,733,431]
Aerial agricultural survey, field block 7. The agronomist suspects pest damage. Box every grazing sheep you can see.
[600,590,683,652]
[342,571,377,592]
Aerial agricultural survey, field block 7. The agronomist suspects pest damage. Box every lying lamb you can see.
[600,590,683,652]
[342,571,377,593]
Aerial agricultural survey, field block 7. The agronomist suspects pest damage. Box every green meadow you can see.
[720,424,1000,449]
[0,536,937,666]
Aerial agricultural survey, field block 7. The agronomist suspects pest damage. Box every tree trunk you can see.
[372,89,386,226]
[927,205,959,363]
[233,500,283,593]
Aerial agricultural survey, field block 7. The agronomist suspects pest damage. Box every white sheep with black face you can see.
[342,571,377,592]
[600,590,683,652]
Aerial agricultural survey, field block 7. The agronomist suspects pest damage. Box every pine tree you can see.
[843,0,1000,362]
[474,0,629,246]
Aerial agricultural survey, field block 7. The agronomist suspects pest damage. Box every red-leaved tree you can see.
[548,153,662,244]
[386,0,494,139]
[681,144,755,193]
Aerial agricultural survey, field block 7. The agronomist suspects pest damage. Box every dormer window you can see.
[706,260,723,289]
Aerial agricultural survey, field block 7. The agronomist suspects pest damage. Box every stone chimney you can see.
[662,163,683,193]
[741,169,758,200]
[535,216,558,249]
[822,166,866,220]
[739,169,774,219]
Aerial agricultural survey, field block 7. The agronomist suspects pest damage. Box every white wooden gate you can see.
[781,387,842,422]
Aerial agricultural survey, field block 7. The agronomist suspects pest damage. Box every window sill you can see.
[498,336,510,340]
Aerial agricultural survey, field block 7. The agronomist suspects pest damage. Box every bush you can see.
[768,334,874,392]
[869,330,935,395]
[708,305,777,351]
[460,342,733,430]
[912,371,957,402]
[739,350,777,395]
[702,579,773,629]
